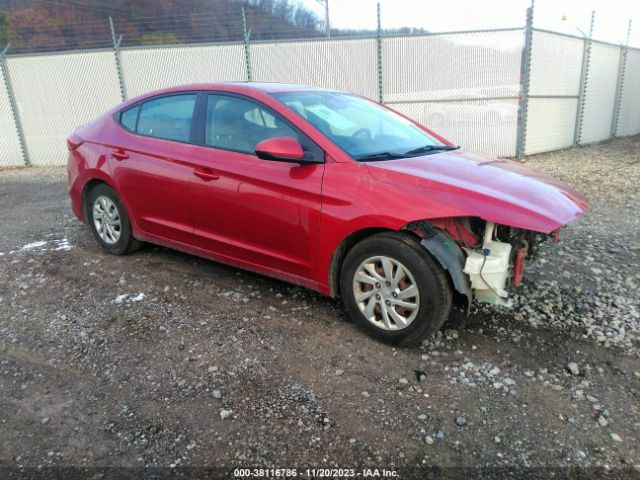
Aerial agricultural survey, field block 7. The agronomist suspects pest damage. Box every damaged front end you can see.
[462,221,550,305]
[407,218,554,307]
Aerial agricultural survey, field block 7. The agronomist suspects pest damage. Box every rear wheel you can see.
[340,232,452,346]
[87,183,141,255]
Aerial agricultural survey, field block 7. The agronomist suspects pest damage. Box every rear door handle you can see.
[111,151,129,160]
[194,170,220,181]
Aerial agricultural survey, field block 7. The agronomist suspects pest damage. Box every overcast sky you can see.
[298,0,640,47]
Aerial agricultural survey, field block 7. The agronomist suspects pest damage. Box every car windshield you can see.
[272,91,449,161]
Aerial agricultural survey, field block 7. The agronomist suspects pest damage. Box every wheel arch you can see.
[404,219,473,310]
[81,178,110,222]
[328,227,392,298]
[328,219,473,310]
[80,175,139,236]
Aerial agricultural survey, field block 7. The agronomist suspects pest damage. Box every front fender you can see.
[405,221,472,309]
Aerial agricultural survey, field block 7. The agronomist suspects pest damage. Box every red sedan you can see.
[67,83,588,346]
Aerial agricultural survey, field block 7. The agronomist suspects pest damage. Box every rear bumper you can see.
[67,153,84,222]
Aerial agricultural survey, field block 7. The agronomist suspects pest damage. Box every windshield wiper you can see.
[404,145,460,155]
[355,151,406,162]
[356,145,460,162]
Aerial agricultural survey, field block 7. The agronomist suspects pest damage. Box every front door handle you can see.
[194,170,220,181]
[111,151,129,160]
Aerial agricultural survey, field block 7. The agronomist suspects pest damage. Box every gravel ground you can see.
[0,137,639,479]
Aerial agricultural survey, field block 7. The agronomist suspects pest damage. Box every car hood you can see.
[365,149,589,233]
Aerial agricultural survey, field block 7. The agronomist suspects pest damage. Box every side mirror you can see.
[255,136,306,163]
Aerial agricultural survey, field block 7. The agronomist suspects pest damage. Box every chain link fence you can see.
[1,13,639,167]
[0,58,23,167]
[524,30,583,155]
[580,42,622,145]
[121,43,247,98]
[252,37,378,99]
[617,49,640,136]
[383,29,523,157]
[5,50,122,166]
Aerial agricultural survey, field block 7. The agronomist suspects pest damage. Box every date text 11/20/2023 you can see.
[233,467,399,477]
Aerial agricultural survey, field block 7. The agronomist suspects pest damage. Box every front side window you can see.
[205,95,299,154]
[135,94,197,142]
[273,92,450,160]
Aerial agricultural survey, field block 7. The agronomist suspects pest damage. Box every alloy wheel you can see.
[352,255,420,331]
[92,195,121,245]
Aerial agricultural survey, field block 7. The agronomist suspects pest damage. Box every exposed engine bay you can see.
[407,217,555,306]
[464,221,543,304]
[460,218,555,305]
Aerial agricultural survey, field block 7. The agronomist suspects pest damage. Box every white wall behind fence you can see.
[121,43,246,98]
[580,43,621,144]
[7,50,122,166]
[0,67,23,167]
[251,38,378,99]
[525,31,584,155]
[382,31,523,101]
[529,31,584,97]
[382,31,523,157]
[392,99,519,157]
[526,98,578,155]
[617,49,640,137]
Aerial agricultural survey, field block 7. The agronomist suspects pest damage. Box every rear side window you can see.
[119,106,139,132]
[135,94,197,142]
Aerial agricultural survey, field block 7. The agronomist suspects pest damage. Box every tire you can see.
[340,232,452,347]
[445,305,468,330]
[86,183,142,255]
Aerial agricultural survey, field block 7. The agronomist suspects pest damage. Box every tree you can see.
[0,0,324,53]
[0,11,8,46]
[140,33,179,46]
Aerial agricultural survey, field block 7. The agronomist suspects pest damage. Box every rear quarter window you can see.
[119,106,139,132]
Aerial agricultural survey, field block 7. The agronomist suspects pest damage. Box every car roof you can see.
[118,82,335,110]
[224,82,332,93]
[138,82,332,98]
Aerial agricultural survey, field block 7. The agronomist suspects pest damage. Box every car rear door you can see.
[108,93,197,245]
[187,93,325,283]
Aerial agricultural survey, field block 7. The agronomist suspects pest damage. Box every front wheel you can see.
[340,232,452,346]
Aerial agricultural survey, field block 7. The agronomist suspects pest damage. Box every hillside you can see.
[0,0,324,53]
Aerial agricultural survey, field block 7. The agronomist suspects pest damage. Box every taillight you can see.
[66,134,85,151]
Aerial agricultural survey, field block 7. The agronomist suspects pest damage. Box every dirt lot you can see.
[0,137,639,479]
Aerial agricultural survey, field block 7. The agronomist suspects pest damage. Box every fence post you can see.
[610,20,632,139]
[573,10,595,147]
[109,17,127,101]
[376,2,383,103]
[242,8,253,82]
[516,3,533,160]
[0,44,31,166]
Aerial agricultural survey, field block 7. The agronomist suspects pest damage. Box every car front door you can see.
[109,93,197,245]
[188,93,325,283]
